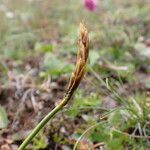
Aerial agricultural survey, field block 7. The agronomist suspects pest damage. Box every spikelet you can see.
[66,23,89,97]
[18,23,89,150]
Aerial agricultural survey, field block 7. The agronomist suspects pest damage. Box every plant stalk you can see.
[19,22,89,150]
[18,95,69,150]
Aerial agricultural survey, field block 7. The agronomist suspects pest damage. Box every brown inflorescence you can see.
[66,23,89,98]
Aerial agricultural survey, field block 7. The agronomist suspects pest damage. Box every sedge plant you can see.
[19,22,89,150]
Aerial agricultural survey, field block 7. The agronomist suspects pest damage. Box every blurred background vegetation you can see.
[0,0,150,149]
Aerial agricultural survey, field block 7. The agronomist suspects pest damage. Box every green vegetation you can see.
[0,0,150,149]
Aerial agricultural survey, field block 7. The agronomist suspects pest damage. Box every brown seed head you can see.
[66,23,89,96]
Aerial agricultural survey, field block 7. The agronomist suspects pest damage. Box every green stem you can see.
[19,96,69,150]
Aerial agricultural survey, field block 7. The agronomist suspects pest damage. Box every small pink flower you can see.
[84,0,97,11]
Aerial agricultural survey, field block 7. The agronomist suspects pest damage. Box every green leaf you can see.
[35,42,53,53]
[107,138,123,150]
[43,52,74,76]
[141,77,150,88]
[0,105,9,129]
[32,131,48,149]
[89,50,100,66]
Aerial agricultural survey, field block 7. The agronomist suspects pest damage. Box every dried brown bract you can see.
[66,23,89,98]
